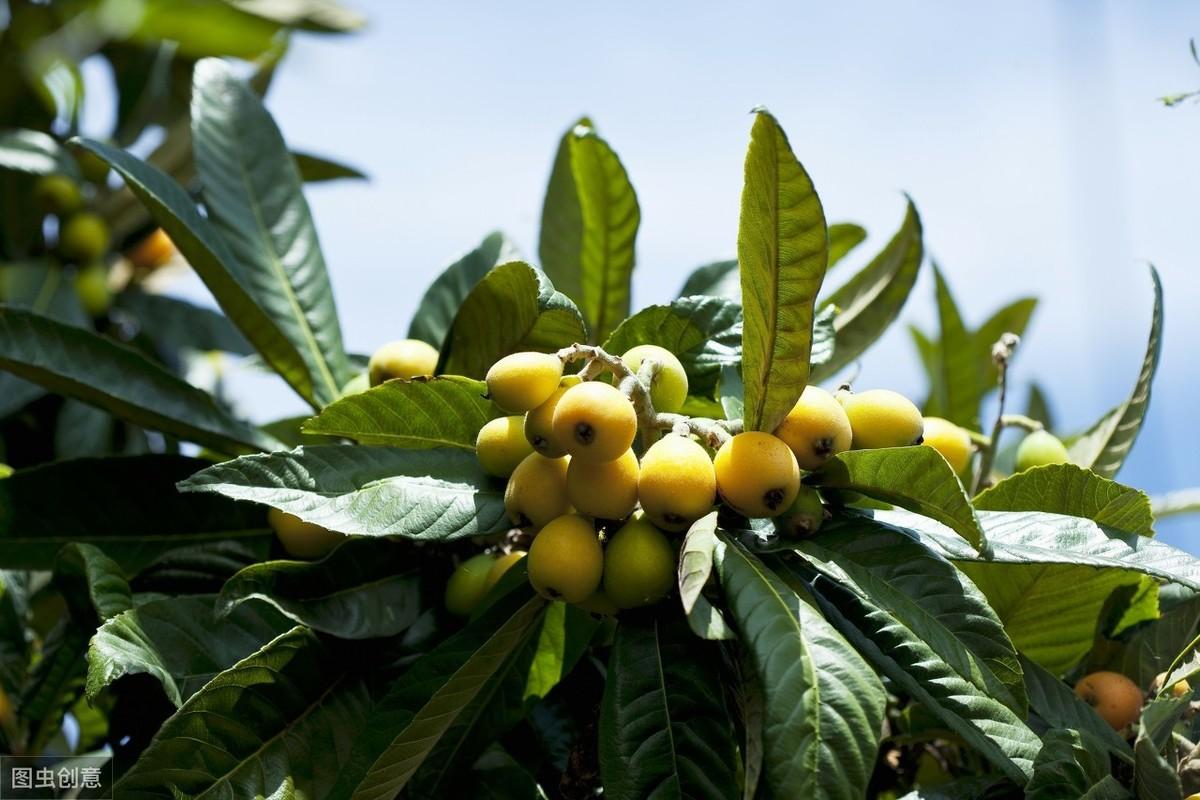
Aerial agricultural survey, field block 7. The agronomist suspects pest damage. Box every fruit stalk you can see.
[973,332,1020,494]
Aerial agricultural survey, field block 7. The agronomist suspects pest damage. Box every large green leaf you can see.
[678,513,735,641]
[1026,729,1131,800]
[0,455,272,570]
[440,261,587,378]
[337,589,547,799]
[53,543,133,624]
[714,532,884,800]
[808,447,986,551]
[772,554,1038,784]
[1095,585,1200,687]
[1019,655,1132,762]
[179,445,508,542]
[0,129,79,177]
[602,296,742,397]
[292,150,367,182]
[827,223,868,269]
[975,464,1154,536]
[218,537,423,639]
[0,306,276,453]
[192,58,351,406]
[17,618,89,753]
[127,0,285,58]
[72,138,318,406]
[302,376,496,449]
[810,199,923,383]
[599,613,739,800]
[409,231,520,348]
[116,288,253,356]
[86,593,291,707]
[737,109,828,433]
[1068,265,1163,478]
[112,626,375,799]
[538,118,640,343]
[0,571,29,694]
[678,259,739,301]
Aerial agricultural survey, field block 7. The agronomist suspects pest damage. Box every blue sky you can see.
[133,2,1200,548]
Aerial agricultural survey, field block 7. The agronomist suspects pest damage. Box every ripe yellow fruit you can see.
[621,344,689,413]
[445,552,499,615]
[59,212,110,263]
[921,416,973,474]
[1015,430,1070,472]
[1074,671,1143,730]
[603,515,676,609]
[527,514,603,603]
[637,434,716,532]
[476,416,535,478]
[567,448,639,520]
[268,508,344,560]
[127,227,176,270]
[552,381,637,463]
[1150,671,1191,699]
[776,485,825,537]
[524,375,581,457]
[484,550,526,593]
[368,339,439,385]
[575,589,620,617]
[73,262,111,317]
[504,453,571,530]
[773,385,853,470]
[486,352,564,412]
[714,432,801,518]
[838,389,924,450]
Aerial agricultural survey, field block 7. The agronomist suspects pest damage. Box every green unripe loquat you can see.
[621,344,689,413]
[33,174,82,215]
[575,588,620,617]
[552,380,637,463]
[776,484,825,537]
[74,262,111,317]
[340,371,370,397]
[637,434,716,531]
[445,552,499,615]
[527,514,603,603]
[838,388,924,450]
[773,385,853,470]
[567,447,639,520]
[484,550,526,593]
[921,416,973,474]
[0,464,12,479]
[75,147,111,184]
[504,453,571,530]
[604,515,676,609]
[368,339,439,385]
[268,507,344,560]
[524,375,581,457]
[59,212,110,263]
[1015,430,1070,472]
[476,416,535,478]
[486,351,564,412]
[714,432,801,518]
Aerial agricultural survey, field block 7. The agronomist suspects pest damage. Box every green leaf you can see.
[808,447,987,551]
[714,532,885,799]
[1019,655,1133,762]
[17,618,89,753]
[1068,265,1163,478]
[599,613,739,800]
[927,263,979,428]
[810,304,838,367]
[520,599,598,704]
[87,593,292,707]
[218,537,423,639]
[1095,586,1200,687]
[72,138,319,407]
[975,464,1154,536]
[227,0,366,32]
[1026,382,1056,432]
[302,376,496,449]
[0,129,79,177]
[678,259,739,300]
[827,223,868,270]
[0,455,272,570]
[116,288,253,356]
[811,199,923,383]
[1133,733,1182,799]
[738,109,828,433]
[0,572,29,694]
[292,150,367,182]
[1026,729,1131,800]
[408,231,520,348]
[602,296,742,397]
[679,512,719,614]
[538,118,640,343]
[441,260,587,378]
[343,595,546,799]
[53,543,132,624]
[179,445,508,542]
[719,363,745,422]
[1151,489,1200,520]
[112,626,375,798]
[192,58,351,406]
[0,306,277,454]
[128,0,286,58]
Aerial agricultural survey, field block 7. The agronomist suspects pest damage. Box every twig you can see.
[973,333,1020,495]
